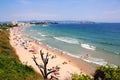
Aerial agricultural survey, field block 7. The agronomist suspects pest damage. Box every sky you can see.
[0,0,120,22]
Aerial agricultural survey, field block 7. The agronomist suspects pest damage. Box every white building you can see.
[18,22,25,26]
[12,20,18,25]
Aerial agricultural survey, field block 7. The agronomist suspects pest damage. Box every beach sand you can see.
[9,26,95,80]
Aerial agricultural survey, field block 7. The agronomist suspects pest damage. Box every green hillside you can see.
[0,28,43,80]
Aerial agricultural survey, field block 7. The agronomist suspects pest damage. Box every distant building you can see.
[18,22,31,26]
[25,22,30,26]
[12,20,18,25]
[18,22,25,26]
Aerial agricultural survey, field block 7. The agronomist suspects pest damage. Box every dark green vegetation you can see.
[71,74,93,80]
[71,65,120,80]
[0,24,12,30]
[0,24,17,30]
[94,65,120,80]
[0,29,43,80]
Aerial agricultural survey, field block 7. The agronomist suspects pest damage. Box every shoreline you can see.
[10,26,95,79]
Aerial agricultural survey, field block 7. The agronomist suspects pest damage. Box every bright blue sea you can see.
[21,23,120,66]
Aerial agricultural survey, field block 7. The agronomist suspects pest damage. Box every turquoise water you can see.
[21,23,120,66]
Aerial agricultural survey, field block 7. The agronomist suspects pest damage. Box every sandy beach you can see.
[9,26,95,80]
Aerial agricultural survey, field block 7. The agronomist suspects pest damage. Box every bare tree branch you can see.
[47,70,57,76]
[40,50,44,63]
[32,50,59,80]
[32,55,44,77]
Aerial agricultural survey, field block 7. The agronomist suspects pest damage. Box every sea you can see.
[21,23,120,66]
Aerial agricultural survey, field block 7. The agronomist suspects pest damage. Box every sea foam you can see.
[54,37,79,44]
[46,44,80,58]
[47,44,108,66]
[82,56,107,66]
[81,43,96,50]
[38,33,47,37]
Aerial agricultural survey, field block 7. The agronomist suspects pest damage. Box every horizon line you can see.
[0,20,120,23]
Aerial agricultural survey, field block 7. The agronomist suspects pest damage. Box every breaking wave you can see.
[80,55,107,66]
[81,43,96,50]
[38,32,47,37]
[54,37,79,44]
